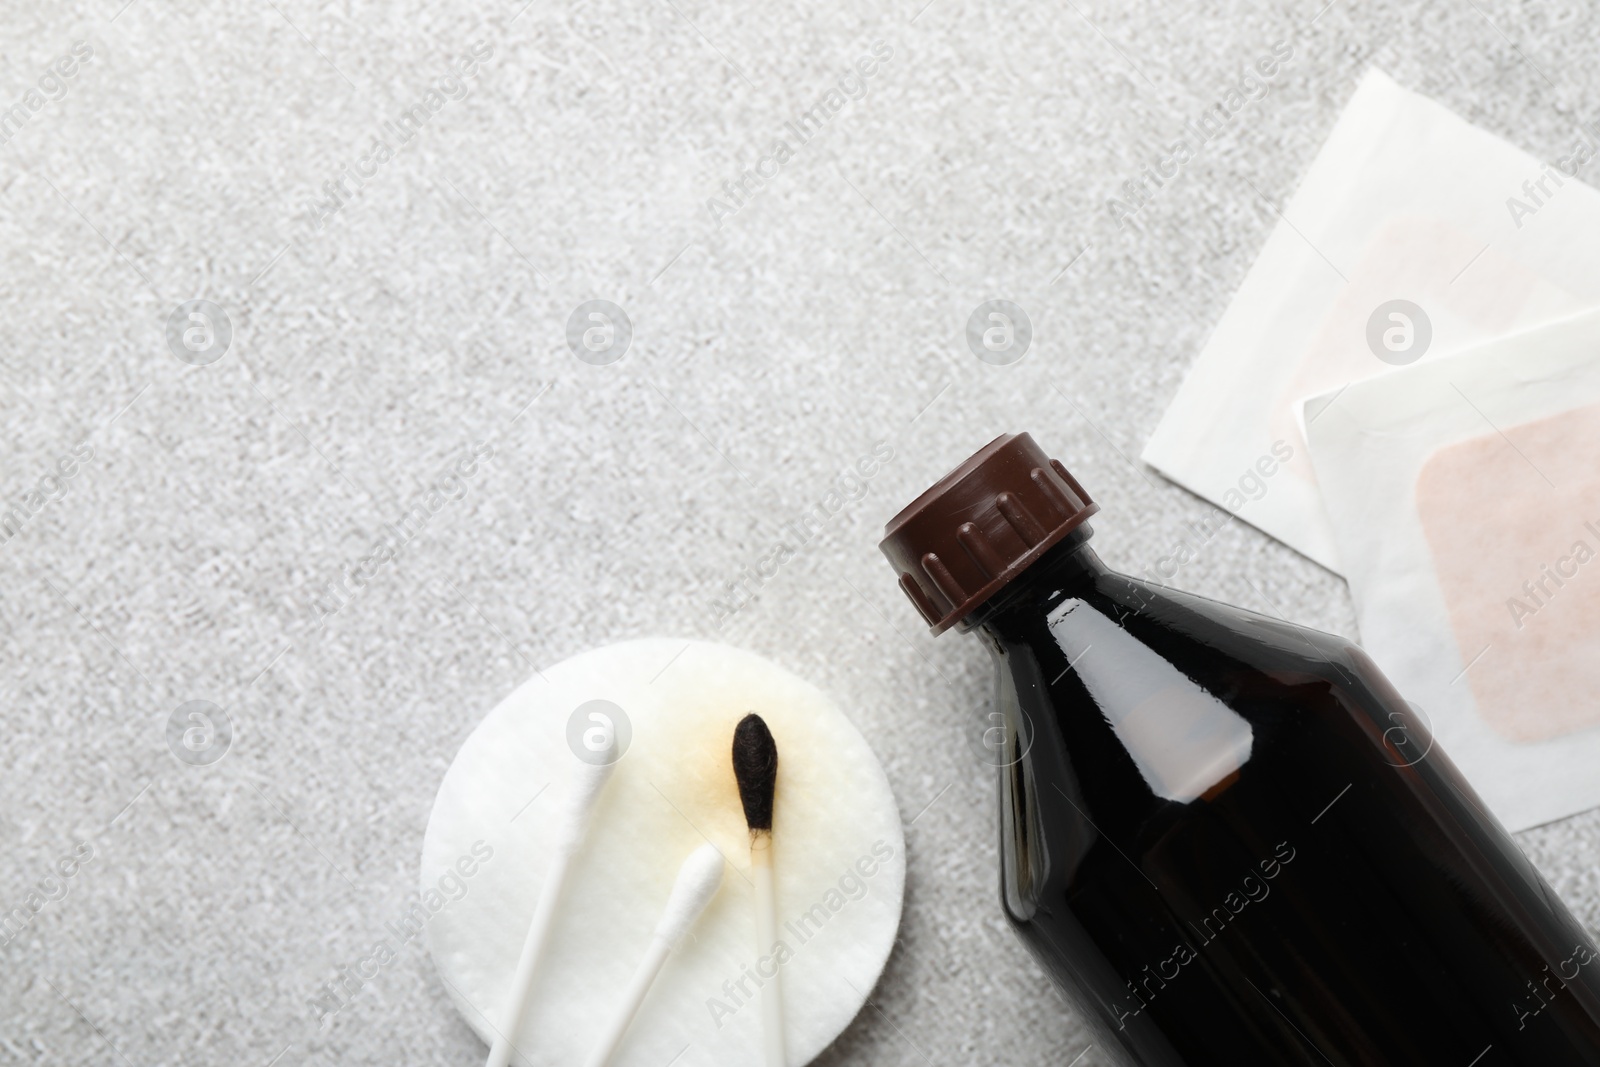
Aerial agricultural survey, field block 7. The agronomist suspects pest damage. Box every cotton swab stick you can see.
[581,841,726,1067]
[485,748,617,1067]
[732,713,785,1067]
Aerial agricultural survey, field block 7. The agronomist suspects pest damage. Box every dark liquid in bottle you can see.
[973,530,1600,1067]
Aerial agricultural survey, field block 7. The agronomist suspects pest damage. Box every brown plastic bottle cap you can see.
[879,433,1098,634]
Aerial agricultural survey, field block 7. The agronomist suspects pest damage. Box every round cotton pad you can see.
[422,638,906,1067]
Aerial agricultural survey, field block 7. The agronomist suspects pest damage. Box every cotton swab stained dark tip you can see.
[732,712,785,1067]
[732,712,778,834]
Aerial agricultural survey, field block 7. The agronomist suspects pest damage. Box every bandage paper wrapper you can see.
[1143,67,1600,572]
[1303,307,1600,831]
[422,638,907,1067]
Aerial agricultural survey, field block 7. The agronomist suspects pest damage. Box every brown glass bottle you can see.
[881,433,1600,1066]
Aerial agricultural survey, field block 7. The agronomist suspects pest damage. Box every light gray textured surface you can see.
[3,0,1600,1064]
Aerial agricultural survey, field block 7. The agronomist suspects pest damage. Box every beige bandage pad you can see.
[1415,401,1600,741]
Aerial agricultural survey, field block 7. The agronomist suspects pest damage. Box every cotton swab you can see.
[485,748,617,1067]
[732,713,785,1067]
[581,841,726,1067]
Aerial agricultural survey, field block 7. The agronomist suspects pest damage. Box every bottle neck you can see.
[966,526,1110,641]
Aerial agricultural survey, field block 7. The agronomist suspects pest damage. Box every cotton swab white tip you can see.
[485,750,619,1067]
[654,841,726,947]
[554,753,618,853]
[582,842,726,1067]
